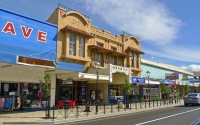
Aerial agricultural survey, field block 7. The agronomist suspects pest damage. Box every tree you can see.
[39,69,52,96]
[160,83,167,93]
[124,77,132,108]
[124,77,132,95]
[183,85,190,96]
[198,84,200,93]
[39,68,52,118]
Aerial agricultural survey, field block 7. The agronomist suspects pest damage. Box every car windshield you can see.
[187,94,198,97]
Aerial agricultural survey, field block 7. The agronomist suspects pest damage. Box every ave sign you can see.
[1,22,47,42]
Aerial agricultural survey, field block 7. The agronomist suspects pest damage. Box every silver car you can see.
[184,93,200,106]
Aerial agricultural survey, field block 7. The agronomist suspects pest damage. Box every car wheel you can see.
[184,104,188,107]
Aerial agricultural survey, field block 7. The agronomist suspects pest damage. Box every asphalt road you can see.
[66,105,200,125]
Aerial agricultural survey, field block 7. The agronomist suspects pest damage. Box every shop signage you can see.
[17,56,55,67]
[131,77,145,83]
[1,21,47,42]
[112,65,129,75]
[165,72,179,80]
[159,79,175,84]
[62,78,73,84]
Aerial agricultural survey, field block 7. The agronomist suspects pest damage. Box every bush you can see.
[151,97,161,101]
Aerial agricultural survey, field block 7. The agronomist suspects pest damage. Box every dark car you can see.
[191,118,200,125]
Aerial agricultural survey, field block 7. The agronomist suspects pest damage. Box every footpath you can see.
[0,101,184,125]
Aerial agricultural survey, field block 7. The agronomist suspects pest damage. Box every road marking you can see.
[135,108,200,125]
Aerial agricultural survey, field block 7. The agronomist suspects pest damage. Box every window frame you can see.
[78,36,85,57]
[69,34,76,56]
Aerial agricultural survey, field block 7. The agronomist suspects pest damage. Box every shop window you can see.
[109,84,124,103]
[78,37,84,57]
[69,34,76,55]
[59,85,73,101]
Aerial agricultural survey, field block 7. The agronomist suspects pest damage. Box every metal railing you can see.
[58,3,89,19]
[47,98,182,121]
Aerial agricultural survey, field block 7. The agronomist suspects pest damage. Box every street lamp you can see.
[146,71,151,107]
[95,62,100,114]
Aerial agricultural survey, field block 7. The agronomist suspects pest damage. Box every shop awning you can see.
[88,45,129,57]
[126,46,144,54]
[61,25,94,38]
[57,72,110,81]
[17,56,55,68]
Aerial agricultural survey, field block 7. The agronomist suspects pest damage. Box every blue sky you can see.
[0,0,200,72]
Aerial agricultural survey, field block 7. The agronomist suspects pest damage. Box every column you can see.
[50,75,56,107]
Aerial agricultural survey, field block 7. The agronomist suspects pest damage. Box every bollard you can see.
[157,100,158,107]
[104,103,105,114]
[64,105,67,119]
[153,100,154,107]
[160,99,161,106]
[145,99,146,108]
[111,103,113,113]
[76,103,78,118]
[118,101,120,112]
[52,105,55,121]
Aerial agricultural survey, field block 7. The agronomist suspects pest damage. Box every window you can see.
[69,34,76,55]
[97,42,103,47]
[111,56,117,65]
[135,54,139,68]
[130,52,134,67]
[97,53,104,66]
[78,37,84,57]
[111,47,117,51]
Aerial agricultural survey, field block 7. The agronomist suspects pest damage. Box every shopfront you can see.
[0,8,84,110]
[108,84,124,104]
[55,79,88,105]
[131,77,146,102]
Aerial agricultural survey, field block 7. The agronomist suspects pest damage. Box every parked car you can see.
[191,117,200,125]
[183,93,200,106]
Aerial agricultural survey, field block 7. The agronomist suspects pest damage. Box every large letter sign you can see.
[2,22,16,35]
[1,21,47,42]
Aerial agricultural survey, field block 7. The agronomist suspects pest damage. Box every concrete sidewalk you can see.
[0,101,183,125]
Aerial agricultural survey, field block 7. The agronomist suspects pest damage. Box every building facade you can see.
[140,59,193,99]
[47,4,144,104]
[0,8,83,110]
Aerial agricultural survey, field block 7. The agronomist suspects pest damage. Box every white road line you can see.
[135,108,200,125]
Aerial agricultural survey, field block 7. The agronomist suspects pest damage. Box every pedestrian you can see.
[91,91,95,105]
[99,91,103,105]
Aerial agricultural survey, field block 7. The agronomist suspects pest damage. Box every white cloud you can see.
[180,64,200,72]
[83,0,183,45]
[143,45,200,63]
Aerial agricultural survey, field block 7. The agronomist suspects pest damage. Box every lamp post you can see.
[95,62,100,114]
[146,71,151,107]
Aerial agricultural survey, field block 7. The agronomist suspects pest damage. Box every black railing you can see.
[58,3,89,19]
[49,98,182,121]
